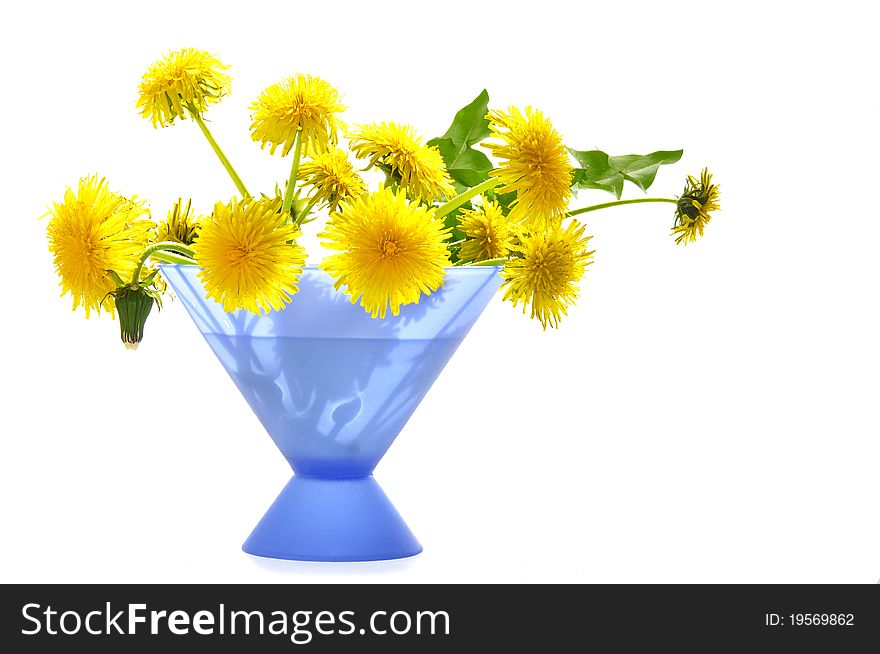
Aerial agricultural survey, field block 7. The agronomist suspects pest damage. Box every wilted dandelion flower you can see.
[485,107,573,230]
[501,220,594,329]
[457,200,516,263]
[194,198,306,314]
[320,187,450,318]
[250,74,345,156]
[46,176,154,317]
[298,148,366,211]
[137,48,231,127]
[348,122,454,203]
[672,168,720,245]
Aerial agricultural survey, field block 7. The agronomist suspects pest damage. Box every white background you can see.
[1,0,878,583]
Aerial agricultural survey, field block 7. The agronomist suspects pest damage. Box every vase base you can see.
[242,475,422,562]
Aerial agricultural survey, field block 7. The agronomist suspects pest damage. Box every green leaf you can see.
[569,148,683,199]
[486,187,517,214]
[609,150,683,191]
[569,151,624,198]
[431,138,493,187]
[428,90,493,188]
[443,202,470,264]
[432,89,491,146]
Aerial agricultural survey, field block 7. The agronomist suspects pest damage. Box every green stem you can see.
[433,177,500,220]
[131,242,196,285]
[566,197,676,217]
[282,131,303,217]
[150,251,197,266]
[189,109,250,198]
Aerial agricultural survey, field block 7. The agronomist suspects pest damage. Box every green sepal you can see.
[106,269,127,288]
[140,269,159,286]
[113,285,156,349]
[104,267,165,348]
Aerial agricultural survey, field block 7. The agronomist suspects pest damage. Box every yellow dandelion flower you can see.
[458,200,517,263]
[46,176,153,317]
[485,106,573,230]
[156,198,201,245]
[501,220,594,329]
[137,48,231,128]
[250,74,345,156]
[672,168,721,245]
[194,199,306,314]
[320,187,451,318]
[348,122,454,203]
[298,147,366,211]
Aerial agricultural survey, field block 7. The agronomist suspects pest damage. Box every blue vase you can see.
[160,264,502,561]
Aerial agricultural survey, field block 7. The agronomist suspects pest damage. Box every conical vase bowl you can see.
[160,264,502,562]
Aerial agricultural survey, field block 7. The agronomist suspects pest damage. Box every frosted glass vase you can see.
[160,264,502,561]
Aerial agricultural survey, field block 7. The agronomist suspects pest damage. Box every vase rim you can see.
[159,263,502,272]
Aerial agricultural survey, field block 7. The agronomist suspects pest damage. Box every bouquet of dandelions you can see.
[45,48,720,349]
